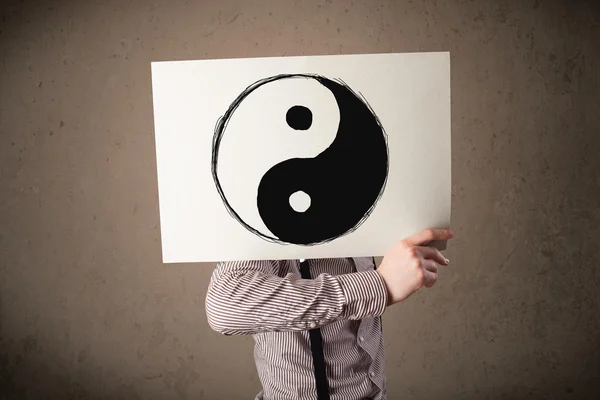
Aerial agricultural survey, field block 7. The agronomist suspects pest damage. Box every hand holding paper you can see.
[377,228,455,305]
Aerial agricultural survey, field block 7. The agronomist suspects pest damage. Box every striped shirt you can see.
[205,257,389,400]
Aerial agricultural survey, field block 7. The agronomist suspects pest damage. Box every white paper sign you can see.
[151,52,451,263]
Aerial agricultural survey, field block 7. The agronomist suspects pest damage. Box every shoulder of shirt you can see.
[215,259,280,269]
[215,258,374,271]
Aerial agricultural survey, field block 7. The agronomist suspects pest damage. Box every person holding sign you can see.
[151,51,452,400]
[206,228,454,400]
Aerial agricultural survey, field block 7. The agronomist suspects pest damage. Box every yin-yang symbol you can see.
[212,74,388,246]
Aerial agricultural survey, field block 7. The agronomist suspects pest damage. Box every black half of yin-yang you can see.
[257,76,388,245]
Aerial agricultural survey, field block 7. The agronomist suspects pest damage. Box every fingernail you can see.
[445,258,450,265]
[449,230,455,236]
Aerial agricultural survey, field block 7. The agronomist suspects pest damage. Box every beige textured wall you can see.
[1,0,599,399]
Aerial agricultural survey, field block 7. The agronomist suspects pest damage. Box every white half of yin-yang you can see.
[216,76,340,240]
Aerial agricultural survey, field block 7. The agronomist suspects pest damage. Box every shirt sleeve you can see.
[205,260,388,335]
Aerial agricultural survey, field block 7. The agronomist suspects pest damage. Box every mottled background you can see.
[0,0,599,399]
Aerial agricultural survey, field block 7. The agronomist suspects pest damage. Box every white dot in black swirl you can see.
[212,73,389,246]
[289,190,311,213]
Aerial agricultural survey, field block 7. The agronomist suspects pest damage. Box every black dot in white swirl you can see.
[212,74,388,246]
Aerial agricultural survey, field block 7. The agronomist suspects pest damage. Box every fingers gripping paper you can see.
[150,52,451,262]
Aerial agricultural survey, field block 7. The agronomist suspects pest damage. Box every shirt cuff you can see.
[336,270,388,320]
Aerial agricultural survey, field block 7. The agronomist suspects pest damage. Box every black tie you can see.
[299,260,330,400]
